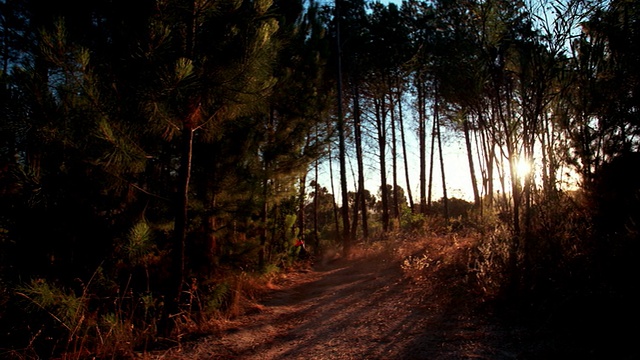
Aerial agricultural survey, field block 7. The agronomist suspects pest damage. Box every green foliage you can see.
[124,221,154,264]
[98,312,134,349]
[17,279,86,331]
[204,281,231,312]
[400,210,449,235]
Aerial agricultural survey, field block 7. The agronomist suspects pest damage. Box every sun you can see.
[515,157,532,179]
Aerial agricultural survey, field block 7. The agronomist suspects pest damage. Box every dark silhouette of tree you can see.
[334,0,351,257]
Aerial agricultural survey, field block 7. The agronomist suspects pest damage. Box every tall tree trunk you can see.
[541,111,557,197]
[313,157,320,254]
[298,173,306,242]
[174,124,193,298]
[328,145,340,242]
[428,107,436,208]
[162,117,195,335]
[298,133,312,242]
[335,0,351,257]
[353,83,369,239]
[390,92,400,228]
[417,76,428,214]
[260,108,276,269]
[349,156,359,241]
[205,193,218,273]
[540,114,551,196]
[351,191,360,241]
[400,89,414,213]
[464,117,481,208]
[349,90,360,242]
[375,96,389,232]
[259,176,269,269]
[482,113,496,208]
[506,145,521,234]
[435,88,448,220]
[478,113,494,208]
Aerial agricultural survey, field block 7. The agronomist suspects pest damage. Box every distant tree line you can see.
[0,0,638,357]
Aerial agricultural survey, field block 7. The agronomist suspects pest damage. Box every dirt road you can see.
[149,238,524,360]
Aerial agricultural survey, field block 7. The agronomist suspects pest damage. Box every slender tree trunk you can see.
[270,203,280,264]
[505,99,521,233]
[298,173,306,242]
[313,158,320,254]
[162,118,195,336]
[541,111,557,196]
[375,96,389,232]
[477,114,494,208]
[349,156,359,241]
[328,145,340,241]
[491,67,520,232]
[298,133,312,241]
[259,176,269,268]
[464,117,481,208]
[351,191,360,241]
[435,88,448,219]
[353,83,369,239]
[540,114,551,196]
[205,193,218,273]
[507,145,520,234]
[260,109,276,269]
[417,76,428,214]
[175,125,193,298]
[335,0,351,257]
[428,107,436,208]
[390,92,400,227]
[349,87,360,242]
[400,89,414,213]
[497,155,509,212]
[475,132,488,217]
[487,138,496,208]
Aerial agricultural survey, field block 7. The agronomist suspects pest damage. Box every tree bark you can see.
[313,158,320,254]
[298,173,306,242]
[162,116,195,336]
[464,117,481,208]
[259,176,269,269]
[353,83,369,239]
[400,88,414,213]
[390,92,400,227]
[428,105,436,209]
[328,143,340,245]
[417,75,428,214]
[435,88,448,219]
[335,0,351,257]
[374,96,389,232]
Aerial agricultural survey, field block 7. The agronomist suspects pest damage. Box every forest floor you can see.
[140,235,628,360]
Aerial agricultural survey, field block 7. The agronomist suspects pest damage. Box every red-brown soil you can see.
[141,235,624,360]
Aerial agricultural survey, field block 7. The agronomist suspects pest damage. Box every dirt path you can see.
[147,239,524,360]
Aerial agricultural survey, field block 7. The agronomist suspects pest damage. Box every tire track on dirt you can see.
[149,245,519,360]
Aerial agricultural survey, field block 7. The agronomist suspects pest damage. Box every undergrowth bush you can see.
[0,256,289,359]
[401,211,450,235]
[2,188,629,359]
[11,276,157,359]
[468,222,513,299]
